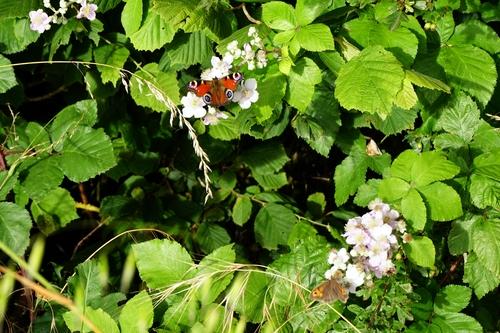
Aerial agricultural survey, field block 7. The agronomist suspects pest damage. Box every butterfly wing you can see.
[186,73,244,107]
[187,80,212,97]
[311,279,349,303]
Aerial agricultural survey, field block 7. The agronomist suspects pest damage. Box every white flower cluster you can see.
[325,199,407,294]
[29,0,97,33]
[181,55,259,124]
[224,26,267,71]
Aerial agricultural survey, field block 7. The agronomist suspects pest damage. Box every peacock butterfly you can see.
[187,72,243,107]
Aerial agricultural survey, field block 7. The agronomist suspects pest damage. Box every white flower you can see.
[59,0,68,8]
[43,0,52,8]
[248,26,257,36]
[344,264,365,292]
[29,9,51,33]
[233,79,259,109]
[76,0,98,20]
[181,92,207,118]
[361,212,383,230]
[324,267,337,280]
[203,106,228,125]
[256,49,267,68]
[209,55,233,79]
[327,248,350,271]
[344,227,371,246]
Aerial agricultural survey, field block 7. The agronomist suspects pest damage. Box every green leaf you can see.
[50,99,98,147]
[94,44,130,86]
[49,19,80,61]
[57,127,116,183]
[394,76,418,109]
[418,182,463,221]
[344,18,419,66]
[121,0,142,36]
[469,174,500,209]
[67,260,102,306]
[371,107,418,136]
[378,177,411,202]
[252,65,287,122]
[229,271,268,323]
[436,12,455,43]
[306,192,326,218]
[195,223,231,254]
[132,239,195,289]
[285,57,322,112]
[253,172,288,190]
[411,151,460,187]
[403,235,435,268]
[437,45,497,108]
[463,252,500,299]
[130,63,180,110]
[119,291,153,333]
[434,285,471,315]
[160,31,213,71]
[335,46,405,118]
[431,312,483,333]
[152,0,195,28]
[405,69,451,93]
[472,151,500,181]
[334,141,368,205]
[196,245,235,305]
[31,187,78,229]
[391,150,417,182]
[130,10,175,51]
[0,0,39,18]
[354,179,380,207]
[254,204,297,250]
[0,202,31,256]
[448,216,477,255]
[64,307,119,333]
[261,1,296,30]
[241,142,289,175]
[0,18,39,54]
[295,23,334,52]
[437,93,480,142]
[291,86,340,156]
[232,195,252,226]
[471,121,500,154]
[94,0,122,12]
[19,157,64,200]
[471,217,500,278]
[401,188,427,230]
[295,0,329,26]
[208,117,239,141]
[318,51,345,78]
[0,54,17,93]
[182,5,236,42]
[449,20,500,55]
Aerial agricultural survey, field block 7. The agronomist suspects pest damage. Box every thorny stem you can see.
[369,281,390,327]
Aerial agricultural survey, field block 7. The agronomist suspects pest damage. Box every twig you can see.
[78,183,89,205]
[439,256,463,286]
[232,3,261,24]
[72,220,106,257]
[25,85,67,102]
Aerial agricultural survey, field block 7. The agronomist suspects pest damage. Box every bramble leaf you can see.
[335,46,405,118]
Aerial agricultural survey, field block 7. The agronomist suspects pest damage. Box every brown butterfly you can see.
[187,72,243,107]
[311,278,349,303]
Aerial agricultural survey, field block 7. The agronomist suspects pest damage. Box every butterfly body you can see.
[187,73,243,107]
[311,278,349,303]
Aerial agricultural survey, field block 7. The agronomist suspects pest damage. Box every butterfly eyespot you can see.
[188,81,198,89]
[231,72,243,81]
[203,93,212,104]
[225,89,234,100]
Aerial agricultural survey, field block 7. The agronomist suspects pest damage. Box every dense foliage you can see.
[0,0,498,332]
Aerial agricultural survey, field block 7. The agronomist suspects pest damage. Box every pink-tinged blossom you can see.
[202,106,228,125]
[344,227,371,246]
[29,9,51,33]
[77,0,98,20]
